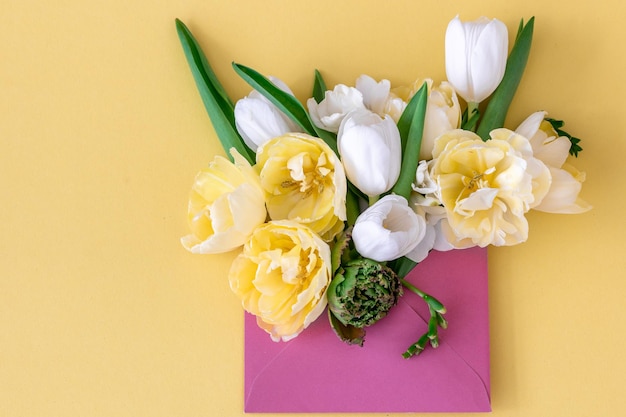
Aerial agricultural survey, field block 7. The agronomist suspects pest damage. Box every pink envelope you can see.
[244,246,490,413]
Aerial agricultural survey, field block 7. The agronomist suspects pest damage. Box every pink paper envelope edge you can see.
[244,247,490,413]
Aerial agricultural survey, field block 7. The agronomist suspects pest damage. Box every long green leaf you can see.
[391,82,428,200]
[175,19,255,163]
[232,63,338,154]
[476,17,535,140]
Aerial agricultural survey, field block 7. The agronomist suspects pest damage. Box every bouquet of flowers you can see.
[177,15,590,358]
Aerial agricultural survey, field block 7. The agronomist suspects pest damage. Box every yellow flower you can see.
[431,129,543,247]
[180,149,267,254]
[256,133,347,241]
[229,220,332,342]
[382,79,461,159]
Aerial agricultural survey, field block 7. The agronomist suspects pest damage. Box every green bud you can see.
[327,258,402,328]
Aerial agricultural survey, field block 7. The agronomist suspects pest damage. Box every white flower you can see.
[383,93,408,123]
[337,109,402,197]
[405,202,456,263]
[515,111,592,213]
[406,161,457,262]
[412,160,439,195]
[445,16,508,103]
[307,84,366,133]
[234,77,302,152]
[352,195,426,262]
[355,74,391,115]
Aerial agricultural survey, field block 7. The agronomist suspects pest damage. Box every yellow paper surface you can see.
[1,1,623,416]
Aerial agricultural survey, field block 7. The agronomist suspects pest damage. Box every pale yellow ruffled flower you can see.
[181,149,267,254]
[256,133,347,241]
[229,220,332,342]
[383,79,461,159]
[430,129,549,247]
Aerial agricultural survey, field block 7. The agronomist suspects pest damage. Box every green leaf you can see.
[391,82,428,200]
[312,69,327,104]
[476,17,535,140]
[345,187,361,226]
[390,257,417,279]
[232,63,338,154]
[545,117,583,157]
[328,309,366,347]
[175,19,255,163]
[330,228,352,276]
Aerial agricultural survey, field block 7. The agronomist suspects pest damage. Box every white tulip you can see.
[307,84,366,133]
[234,77,301,152]
[352,195,426,262]
[355,74,391,115]
[445,16,508,104]
[405,205,457,263]
[337,109,402,197]
[406,164,457,262]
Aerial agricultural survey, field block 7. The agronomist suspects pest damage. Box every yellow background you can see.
[1,1,623,416]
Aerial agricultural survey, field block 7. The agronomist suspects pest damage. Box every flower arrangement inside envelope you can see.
[176,14,591,412]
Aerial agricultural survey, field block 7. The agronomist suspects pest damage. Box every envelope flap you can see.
[244,247,490,413]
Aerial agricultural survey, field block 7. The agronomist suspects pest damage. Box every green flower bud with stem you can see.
[327,228,403,346]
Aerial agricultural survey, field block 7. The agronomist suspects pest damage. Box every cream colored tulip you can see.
[515,111,592,213]
[256,133,347,241]
[420,80,462,160]
[229,220,332,342]
[430,129,536,247]
[376,78,461,159]
[181,149,267,254]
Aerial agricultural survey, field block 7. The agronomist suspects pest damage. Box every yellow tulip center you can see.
[281,152,330,199]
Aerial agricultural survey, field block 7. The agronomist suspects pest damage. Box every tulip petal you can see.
[469,18,508,102]
[352,195,426,262]
[445,17,470,100]
[235,97,297,151]
[338,110,401,197]
[534,167,592,213]
[356,74,391,115]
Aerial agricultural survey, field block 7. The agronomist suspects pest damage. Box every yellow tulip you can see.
[229,220,332,342]
[256,133,347,241]
[430,129,538,247]
[180,149,267,254]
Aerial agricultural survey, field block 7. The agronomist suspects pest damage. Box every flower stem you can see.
[468,101,479,117]
[400,279,447,358]
[368,195,379,206]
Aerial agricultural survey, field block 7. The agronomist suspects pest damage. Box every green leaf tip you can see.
[392,81,428,200]
[312,69,327,104]
[175,19,255,163]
